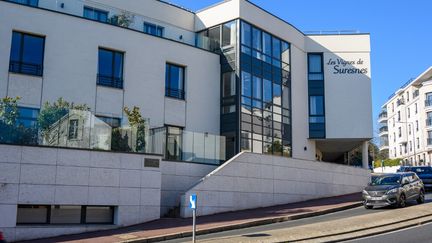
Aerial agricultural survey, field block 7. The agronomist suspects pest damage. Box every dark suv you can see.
[363,172,425,209]
[400,166,432,189]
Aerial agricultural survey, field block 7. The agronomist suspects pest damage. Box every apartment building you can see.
[379,67,432,165]
[0,0,372,241]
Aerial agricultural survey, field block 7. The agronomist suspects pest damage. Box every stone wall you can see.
[0,144,162,242]
[180,152,370,218]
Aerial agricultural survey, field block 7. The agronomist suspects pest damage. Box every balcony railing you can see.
[97,75,123,89]
[165,88,185,100]
[379,126,388,133]
[0,108,226,165]
[378,111,387,120]
[9,61,43,76]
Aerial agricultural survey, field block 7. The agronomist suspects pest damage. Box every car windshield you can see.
[371,175,401,185]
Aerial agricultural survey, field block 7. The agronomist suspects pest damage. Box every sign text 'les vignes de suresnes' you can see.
[326,58,368,75]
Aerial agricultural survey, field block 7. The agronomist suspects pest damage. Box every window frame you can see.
[9,31,45,77]
[165,63,186,100]
[83,6,109,23]
[144,22,164,37]
[97,48,124,89]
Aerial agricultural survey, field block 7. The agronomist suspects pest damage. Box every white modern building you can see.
[378,67,432,165]
[0,0,372,241]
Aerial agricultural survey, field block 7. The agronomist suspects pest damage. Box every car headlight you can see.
[362,190,369,195]
[386,188,398,194]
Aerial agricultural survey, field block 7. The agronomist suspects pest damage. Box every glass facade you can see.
[83,6,108,23]
[308,53,325,138]
[239,21,291,157]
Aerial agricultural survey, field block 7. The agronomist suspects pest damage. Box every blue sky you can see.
[170,0,432,136]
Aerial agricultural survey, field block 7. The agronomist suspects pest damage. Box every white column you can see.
[362,141,369,169]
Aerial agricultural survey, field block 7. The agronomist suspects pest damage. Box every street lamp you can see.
[396,121,416,166]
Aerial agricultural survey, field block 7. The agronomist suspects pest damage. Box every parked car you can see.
[400,166,432,189]
[363,172,425,209]
[0,231,6,243]
[396,166,409,172]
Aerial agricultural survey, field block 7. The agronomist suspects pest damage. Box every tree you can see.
[124,106,146,152]
[110,11,134,27]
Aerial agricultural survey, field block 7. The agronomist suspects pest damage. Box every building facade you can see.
[379,67,432,165]
[0,0,372,241]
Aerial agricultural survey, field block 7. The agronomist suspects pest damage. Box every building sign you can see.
[326,58,368,75]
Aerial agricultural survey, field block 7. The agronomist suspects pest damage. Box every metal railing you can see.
[379,126,388,133]
[378,111,387,119]
[9,61,43,76]
[97,75,123,89]
[165,88,185,100]
[304,30,361,35]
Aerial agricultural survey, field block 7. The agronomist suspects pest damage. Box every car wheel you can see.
[417,190,425,204]
[398,194,406,208]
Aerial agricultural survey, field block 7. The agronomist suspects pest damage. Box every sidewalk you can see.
[20,193,362,243]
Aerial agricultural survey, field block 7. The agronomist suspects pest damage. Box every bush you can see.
[374,158,402,168]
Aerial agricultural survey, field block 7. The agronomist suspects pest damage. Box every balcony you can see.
[379,126,388,136]
[0,105,226,165]
[378,111,388,122]
[426,100,432,108]
[427,118,432,128]
[428,138,432,146]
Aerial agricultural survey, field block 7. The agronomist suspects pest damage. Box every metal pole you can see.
[192,209,196,243]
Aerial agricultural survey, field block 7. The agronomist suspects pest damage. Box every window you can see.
[308,53,325,138]
[97,48,124,89]
[415,103,418,114]
[426,93,432,107]
[83,6,108,23]
[166,126,182,160]
[309,96,325,123]
[165,63,185,100]
[398,127,402,137]
[222,72,236,97]
[241,22,251,47]
[308,54,324,80]
[408,108,410,118]
[97,116,121,128]
[417,138,420,149]
[393,117,395,127]
[7,0,38,6]
[409,141,412,152]
[68,119,79,139]
[17,205,114,225]
[144,22,164,37]
[252,76,262,99]
[17,107,39,128]
[397,111,401,121]
[408,124,411,135]
[221,21,236,47]
[416,120,419,131]
[406,91,410,102]
[252,27,261,51]
[9,31,45,76]
[241,71,252,97]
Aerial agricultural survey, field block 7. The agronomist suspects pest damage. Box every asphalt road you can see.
[345,222,432,243]
[161,193,432,243]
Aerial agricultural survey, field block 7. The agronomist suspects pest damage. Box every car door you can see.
[407,173,418,200]
[401,175,413,199]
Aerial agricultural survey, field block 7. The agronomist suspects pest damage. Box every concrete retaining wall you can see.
[0,144,162,242]
[180,152,370,218]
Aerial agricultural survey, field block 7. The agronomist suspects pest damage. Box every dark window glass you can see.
[272,37,281,58]
[208,26,221,51]
[165,63,185,99]
[50,205,81,224]
[83,6,108,22]
[222,72,236,97]
[308,54,323,80]
[17,107,39,128]
[241,22,251,47]
[263,79,272,102]
[97,48,124,89]
[241,71,252,97]
[85,206,114,224]
[262,32,272,56]
[252,76,262,99]
[144,22,164,37]
[9,32,45,76]
[252,27,262,51]
[17,205,49,224]
[166,126,182,160]
[310,96,324,116]
[8,0,38,6]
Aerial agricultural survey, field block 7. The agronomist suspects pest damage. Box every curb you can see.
[123,202,362,243]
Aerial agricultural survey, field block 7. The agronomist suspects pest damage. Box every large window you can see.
[308,53,325,138]
[165,63,185,100]
[7,0,38,6]
[83,6,108,23]
[17,107,39,128]
[97,48,124,89]
[9,31,45,76]
[144,22,164,37]
[17,205,114,225]
[222,72,236,97]
[97,116,121,128]
[240,21,291,157]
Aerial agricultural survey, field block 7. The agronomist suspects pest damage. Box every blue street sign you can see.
[189,194,197,209]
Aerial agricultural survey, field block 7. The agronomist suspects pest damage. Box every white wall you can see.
[0,144,162,242]
[0,1,221,134]
[180,152,370,218]
[160,161,217,216]
[306,34,373,140]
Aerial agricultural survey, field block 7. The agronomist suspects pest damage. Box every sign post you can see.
[189,194,197,243]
